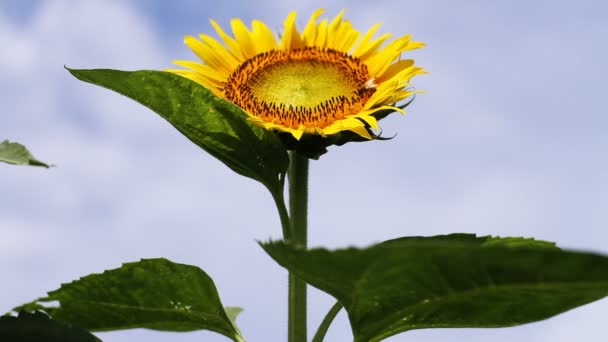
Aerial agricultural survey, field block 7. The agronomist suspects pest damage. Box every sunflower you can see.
[168,8,425,144]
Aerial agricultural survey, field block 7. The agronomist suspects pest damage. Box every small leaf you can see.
[224,307,243,326]
[0,140,49,167]
[67,68,288,191]
[0,311,100,342]
[15,258,244,341]
[224,307,244,337]
[262,234,608,342]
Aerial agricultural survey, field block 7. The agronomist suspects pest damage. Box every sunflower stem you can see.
[287,151,309,342]
[311,302,343,342]
[288,152,308,247]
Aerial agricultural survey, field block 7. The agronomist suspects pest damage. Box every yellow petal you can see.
[329,21,360,52]
[230,18,256,59]
[166,69,224,96]
[348,125,373,139]
[302,8,325,45]
[184,36,232,74]
[405,41,427,51]
[352,22,382,56]
[357,32,392,61]
[198,34,240,69]
[281,11,304,50]
[377,59,415,82]
[171,60,226,81]
[315,19,329,47]
[209,19,244,60]
[354,113,379,129]
[291,127,305,140]
[251,20,278,53]
[328,9,346,34]
[365,35,412,76]
[322,117,371,139]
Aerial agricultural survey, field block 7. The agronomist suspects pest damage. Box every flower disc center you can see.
[249,60,358,109]
[225,47,375,130]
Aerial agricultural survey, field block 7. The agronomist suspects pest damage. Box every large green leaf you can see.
[0,311,100,342]
[0,140,49,167]
[14,258,244,341]
[68,68,288,191]
[262,234,608,342]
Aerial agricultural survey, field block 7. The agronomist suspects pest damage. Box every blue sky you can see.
[1,0,607,341]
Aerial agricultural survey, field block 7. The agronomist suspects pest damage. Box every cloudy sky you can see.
[1,0,607,341]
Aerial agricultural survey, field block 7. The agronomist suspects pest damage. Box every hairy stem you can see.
[287,151,309,342]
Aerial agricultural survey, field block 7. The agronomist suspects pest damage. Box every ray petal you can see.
[231,18,256,59]
[302,8,325,45]
[209,19,245,60]
[281,11,304,50]
[251,19,278,53]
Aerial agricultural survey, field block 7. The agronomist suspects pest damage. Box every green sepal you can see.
[279,99,412,159]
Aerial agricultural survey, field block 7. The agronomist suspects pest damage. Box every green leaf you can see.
[0,140,49,167]
[224,307,243,327]
[14,258,244,341]
[261,234,608,342]
[224,307,244,337]
[67,68,288,191]
[0,311,100,342]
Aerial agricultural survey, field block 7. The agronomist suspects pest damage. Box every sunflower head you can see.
[169,8,426,158]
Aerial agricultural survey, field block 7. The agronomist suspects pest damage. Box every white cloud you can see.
[1,1,607,342]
